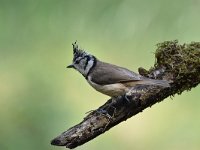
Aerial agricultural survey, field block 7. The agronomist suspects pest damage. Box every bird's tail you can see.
[139,79,170,87]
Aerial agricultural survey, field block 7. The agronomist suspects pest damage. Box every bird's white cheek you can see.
[85,60,94,74]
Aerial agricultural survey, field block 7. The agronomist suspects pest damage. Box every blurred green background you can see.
[0,0,200,150]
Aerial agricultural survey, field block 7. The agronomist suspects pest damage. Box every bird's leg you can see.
[123,86,145,106]
[124,94,141,107]
[124,87,136,103]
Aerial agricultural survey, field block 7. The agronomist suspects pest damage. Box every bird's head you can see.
[67,42,96,77]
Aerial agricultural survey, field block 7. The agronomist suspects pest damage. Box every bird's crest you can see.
[72,41,89,61]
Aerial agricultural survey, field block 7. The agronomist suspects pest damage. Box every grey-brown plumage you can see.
[89,60,142,85]
[67,42,170,97]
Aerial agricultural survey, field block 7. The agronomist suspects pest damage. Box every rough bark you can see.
[51,40,200,149]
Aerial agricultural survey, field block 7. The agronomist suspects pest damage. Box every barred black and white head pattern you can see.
[69,42,96,77]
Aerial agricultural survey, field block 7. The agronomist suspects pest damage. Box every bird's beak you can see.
[66,64,74,68]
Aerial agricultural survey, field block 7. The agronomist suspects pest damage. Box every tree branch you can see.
[51,40,200,149]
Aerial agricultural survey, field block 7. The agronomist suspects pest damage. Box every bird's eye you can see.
[75,60,80,64]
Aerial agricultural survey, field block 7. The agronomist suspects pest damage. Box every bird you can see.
[67,42,170,98]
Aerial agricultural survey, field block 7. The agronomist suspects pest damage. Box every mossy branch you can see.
[51,40,200,149]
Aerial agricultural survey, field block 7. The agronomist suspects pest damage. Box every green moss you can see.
[154,40,200,94]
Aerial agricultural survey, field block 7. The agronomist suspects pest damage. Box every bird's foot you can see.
[124,89,141,107]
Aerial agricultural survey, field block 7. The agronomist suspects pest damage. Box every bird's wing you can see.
[89,61,143,85]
